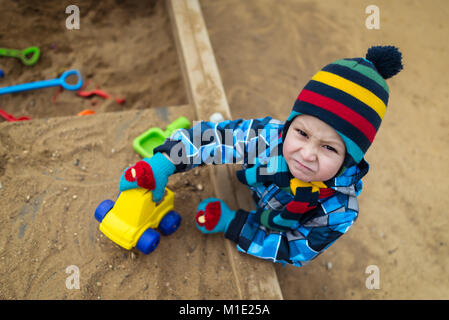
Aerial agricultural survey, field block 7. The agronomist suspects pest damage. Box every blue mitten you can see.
[195,198,236,234]
[119,152,176,202]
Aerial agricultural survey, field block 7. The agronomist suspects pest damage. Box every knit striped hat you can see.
[282,45,403,173]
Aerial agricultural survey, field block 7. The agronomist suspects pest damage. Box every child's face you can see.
[283,115,346,182]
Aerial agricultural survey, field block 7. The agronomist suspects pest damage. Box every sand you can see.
[1,0,449,299]
[0,0,186,119]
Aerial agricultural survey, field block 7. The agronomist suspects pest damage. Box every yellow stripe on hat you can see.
[312,71,386,119]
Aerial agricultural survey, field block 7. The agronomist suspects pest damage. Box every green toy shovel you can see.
[0,46,40,66]
[133,116,191,158]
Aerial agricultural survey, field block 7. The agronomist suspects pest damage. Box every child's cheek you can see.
[283,132,295,155]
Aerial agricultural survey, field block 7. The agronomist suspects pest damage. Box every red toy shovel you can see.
[0,109,31,122]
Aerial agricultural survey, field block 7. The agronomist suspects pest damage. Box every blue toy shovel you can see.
[0,69,83,95]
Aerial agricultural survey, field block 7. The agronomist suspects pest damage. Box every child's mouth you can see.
[294,159,313,173]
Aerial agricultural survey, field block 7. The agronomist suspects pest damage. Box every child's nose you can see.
[300,143,318,161]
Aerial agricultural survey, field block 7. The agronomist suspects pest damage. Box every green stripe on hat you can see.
[332,59,389,94]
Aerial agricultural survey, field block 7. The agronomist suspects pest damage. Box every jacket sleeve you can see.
[153,117,280,173]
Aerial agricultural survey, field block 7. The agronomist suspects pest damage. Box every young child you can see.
[119,45,403,267]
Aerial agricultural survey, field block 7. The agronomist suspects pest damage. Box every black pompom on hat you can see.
[366,45,403,79]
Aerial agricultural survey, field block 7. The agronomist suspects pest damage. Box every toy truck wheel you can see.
[136,228,160,254]
[159,210,182,236]
[94,199,115,223]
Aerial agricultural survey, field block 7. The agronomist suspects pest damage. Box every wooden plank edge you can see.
[167,0,283,299]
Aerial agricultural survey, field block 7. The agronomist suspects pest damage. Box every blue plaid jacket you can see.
[154,117,369,267]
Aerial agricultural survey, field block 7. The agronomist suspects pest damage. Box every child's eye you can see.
[324,145,337,153]
[296,129,307,137]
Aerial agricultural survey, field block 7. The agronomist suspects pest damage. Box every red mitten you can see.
[195,201,222,231]
[124,161,156,190]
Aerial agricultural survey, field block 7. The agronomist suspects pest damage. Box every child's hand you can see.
[124,161,155,190]
[119,153,176,202]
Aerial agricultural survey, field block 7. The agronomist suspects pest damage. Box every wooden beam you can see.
[167,0,283,299]
[167,0,231,120]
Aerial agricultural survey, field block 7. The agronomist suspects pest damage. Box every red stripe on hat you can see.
[298,89,376,143]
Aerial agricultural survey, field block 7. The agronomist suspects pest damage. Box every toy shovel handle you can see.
[59,69,83,91]
[0,69,83,95]
[0,48,22,58]
[165,116,191,135]
[0,47,40,66]
[0,48,18,58]
[20,46,40,66]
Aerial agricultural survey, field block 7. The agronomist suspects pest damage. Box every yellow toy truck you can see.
[94,188,181,254]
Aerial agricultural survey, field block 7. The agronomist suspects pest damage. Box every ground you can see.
[0,0,186,118]
[1,0,448,299]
